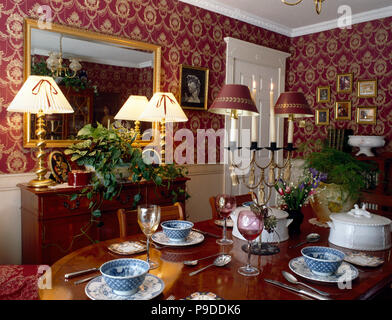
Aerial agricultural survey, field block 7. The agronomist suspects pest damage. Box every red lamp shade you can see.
[208,84,259,116]
[274,91,313,118]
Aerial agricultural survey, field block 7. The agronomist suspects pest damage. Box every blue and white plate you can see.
[85,274,164,300]
[152,231,204,247]
[289,256,359,283]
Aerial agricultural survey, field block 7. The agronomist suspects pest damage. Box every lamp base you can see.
[28,178,55,188]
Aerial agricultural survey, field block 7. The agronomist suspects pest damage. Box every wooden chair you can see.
[359,192,392,220]
[117,203,184,238]
[209,192,255,219]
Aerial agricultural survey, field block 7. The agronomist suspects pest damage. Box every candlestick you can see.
[269,82,276,143]
[288,114,294,144]
[251,116,258,143]
[230,111,238,143]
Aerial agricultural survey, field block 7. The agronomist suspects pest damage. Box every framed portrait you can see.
[317,86,330,103]
[49,151,71,183]
[179,64,209,110]
[335,101,351,120]
[315,109,329,126]
[337,73,353,94]
[356,106,377,125]
[357,80,377,98]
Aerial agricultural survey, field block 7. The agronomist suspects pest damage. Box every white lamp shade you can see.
[114,95,149,120]
[7,75,74,114]
[138,92,188,122]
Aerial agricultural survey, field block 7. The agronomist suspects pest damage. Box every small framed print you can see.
[335,101,351,120]
[179,64,209,110]
[337,73,353,94]
[315,109,329,126]
[356,106,377,125]
[357,80,377,98]
[317,86,330,103]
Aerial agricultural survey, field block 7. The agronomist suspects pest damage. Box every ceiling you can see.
[179,0,392,37]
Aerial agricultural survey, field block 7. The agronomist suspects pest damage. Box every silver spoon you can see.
[281,271,330,296]
[183,253,223,266]
[289,233,320,249]
[189,255,231,276]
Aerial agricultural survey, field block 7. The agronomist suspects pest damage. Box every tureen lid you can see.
[330,204,392,226]
[268,207,288,220]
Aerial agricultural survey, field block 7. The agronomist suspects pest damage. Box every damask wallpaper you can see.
[287,16,392,157]
[0,0,290,173]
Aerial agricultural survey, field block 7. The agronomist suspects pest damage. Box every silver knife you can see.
[64,267,99,279]
[192,228,220,238]
[264,279,332,300]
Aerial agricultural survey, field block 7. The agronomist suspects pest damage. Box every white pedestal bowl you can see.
[348,135,385,157]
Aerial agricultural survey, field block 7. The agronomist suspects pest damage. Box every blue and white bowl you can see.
[301,246,345,276]
[161,220,194,242]
[100,258,149,296]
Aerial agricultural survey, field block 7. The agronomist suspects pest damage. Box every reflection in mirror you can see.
[24,18,161,148]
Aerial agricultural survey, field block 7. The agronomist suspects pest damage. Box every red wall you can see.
[0,0,290,173]
[287,17,392,157]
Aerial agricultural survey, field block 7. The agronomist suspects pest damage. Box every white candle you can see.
[288,118,294,144]
[269,82,276,143]
[230,117,238,142]
[251,116,258,142]
[107,119,110,129]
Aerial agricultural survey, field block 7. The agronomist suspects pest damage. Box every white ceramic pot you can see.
[327,204,392,251]
[348,135,385,157]
[230,206,293,243]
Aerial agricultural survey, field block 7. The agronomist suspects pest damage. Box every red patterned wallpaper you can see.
[287,17,392,157]
[0,0,290,173]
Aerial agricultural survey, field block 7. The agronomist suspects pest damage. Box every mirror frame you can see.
[23,18,161,148]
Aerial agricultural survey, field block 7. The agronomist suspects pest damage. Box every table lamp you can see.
[114,95,149,140]
[7,75,74,188]
[274,91,313,150]
[138,92,188,164]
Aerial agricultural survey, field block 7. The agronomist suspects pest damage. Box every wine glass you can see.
[237,209,264,276]
[137,205,161,269]
[215,194,236,245]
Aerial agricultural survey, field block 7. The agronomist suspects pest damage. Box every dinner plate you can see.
[289,256,359,283]
[107,241,146,255]
[85,274,164,300]
[214,219,234,228]
[183,292,223,300]
[344,252,384,267]
[151,231,204,247]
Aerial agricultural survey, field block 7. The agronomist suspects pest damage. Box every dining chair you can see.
[117,203,184,238]
[209,192,256,219]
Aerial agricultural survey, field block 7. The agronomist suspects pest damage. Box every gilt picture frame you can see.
[316,109,329,126]
[356,106,377,125]
[357,80,377,98]
[337,73,353,94]
[335,101,351,120]
[179,65,209,110]
[317,86,330,103]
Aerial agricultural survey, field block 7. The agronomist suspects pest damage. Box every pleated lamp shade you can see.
[114,95,149,120]
[138,92,188,122]
[274,91,313,118]
[7,75,74,114]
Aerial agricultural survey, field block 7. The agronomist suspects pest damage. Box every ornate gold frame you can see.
[315,108,329,126]
[356,106,377,125]
[316,86,330,103]
[23,18,161,148]
[357,80,377,98]
[179,64,209,110]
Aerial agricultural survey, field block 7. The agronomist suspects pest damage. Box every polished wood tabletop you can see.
[39,219,392,300]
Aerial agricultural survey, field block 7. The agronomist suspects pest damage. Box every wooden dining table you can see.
[39,218,392,300]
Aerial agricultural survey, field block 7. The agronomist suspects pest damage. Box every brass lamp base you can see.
[28,178,55,188]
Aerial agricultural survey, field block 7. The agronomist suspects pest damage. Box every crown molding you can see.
[178,0,392,38]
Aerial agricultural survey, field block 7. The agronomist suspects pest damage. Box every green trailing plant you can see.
[303,146,375,201]
[64,123,189,221]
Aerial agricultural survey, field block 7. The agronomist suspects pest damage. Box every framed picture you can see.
[49,151,71,183]
[315,109,329,126]
[335,101,351,120]
[179,64,209,110]
[357,80,377,98]
[317,86,330,103]
[337,73,353,93]
[356,106,377,124]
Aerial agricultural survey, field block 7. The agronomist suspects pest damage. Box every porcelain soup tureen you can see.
[327,204,392,251]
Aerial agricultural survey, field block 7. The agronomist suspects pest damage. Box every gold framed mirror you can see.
[23,18,161,148]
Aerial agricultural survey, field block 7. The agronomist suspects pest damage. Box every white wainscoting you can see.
[0,173,35,264]
[184,164,225,222]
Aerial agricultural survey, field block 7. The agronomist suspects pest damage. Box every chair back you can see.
[117,203,184,238]
[209,192,255,219]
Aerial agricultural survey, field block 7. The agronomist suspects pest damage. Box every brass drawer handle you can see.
[64,199,80,210]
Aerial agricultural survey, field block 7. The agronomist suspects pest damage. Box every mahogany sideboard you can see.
[18,177,188,265]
